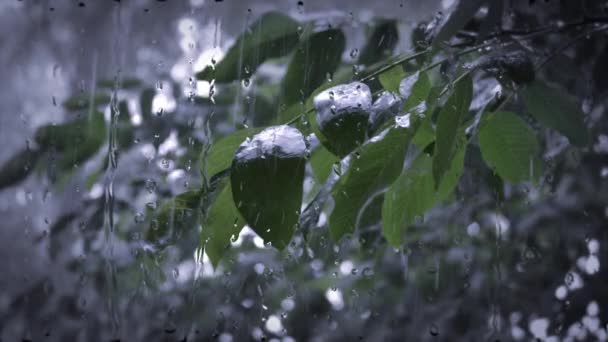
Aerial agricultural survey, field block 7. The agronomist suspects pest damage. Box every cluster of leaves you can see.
[150,8,590,268]
[0,2,594,270]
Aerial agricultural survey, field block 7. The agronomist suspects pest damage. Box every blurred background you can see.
[1,0,607,341]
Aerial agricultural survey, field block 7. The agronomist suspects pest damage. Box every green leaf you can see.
[320,121,367,158]
[310,145,338,183]
[245,84,280,127]
[369,71,433,138]
[432,75,472,188]
[280,29,346,107]
[275,66,352,125]
[202,183,243,268]
[358,20,400,66]
[382,138,466,247]
[520,81,588,147]
[412,118,435,149]
[378,65,405,93]
[196,12,300,83]
[146,190,202,248]
[330,125,415,240]
[230,127,306,249]
[432,0,488,49]
[201,128,264,179]
[63,93,111,112]
[402,71,431,112]
[0,148,41,190]
[35,111,107,170]
[478,111,542,183]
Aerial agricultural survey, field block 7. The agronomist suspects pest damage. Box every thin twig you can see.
[359,49,430,82]
[483,16,608,41]
[535,24,608,71]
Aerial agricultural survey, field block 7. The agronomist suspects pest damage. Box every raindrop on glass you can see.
[429,324,439,337]
[134,212,145,223]
[145,179,157,193]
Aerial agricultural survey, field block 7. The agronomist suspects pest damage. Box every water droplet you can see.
[134,212,145,223]
[145,179,157,194]
[429,324,439,337]
[565,272,575,286]
[332,162,342,176]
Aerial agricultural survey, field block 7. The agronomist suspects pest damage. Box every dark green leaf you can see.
[276,99,311,126]
[367,71,433,140]
[330,125,415,240]
[146,190,202,248]
[309,145,338,183]
[432,75,472,188]
[412,118,435,149]
[378,65,405,94]
[382,139,465,247]
[276,78,343,125]
[0,148,41,190]
[275,66,352,125]
[201,128,264,179]
[432,0,488,49]
[478,111,542,183]
[244,84,280,127]
[230,126,306,249]
[402,71,431,112]
[201,183,243,268]
[63,93,111,112]
[196,12,300,83]
[520,81,588,147]
[280,29,346,107]
[358,20,399,66]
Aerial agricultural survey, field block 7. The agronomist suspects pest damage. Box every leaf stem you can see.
[535,24,608,71]
[359,49,430,82]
